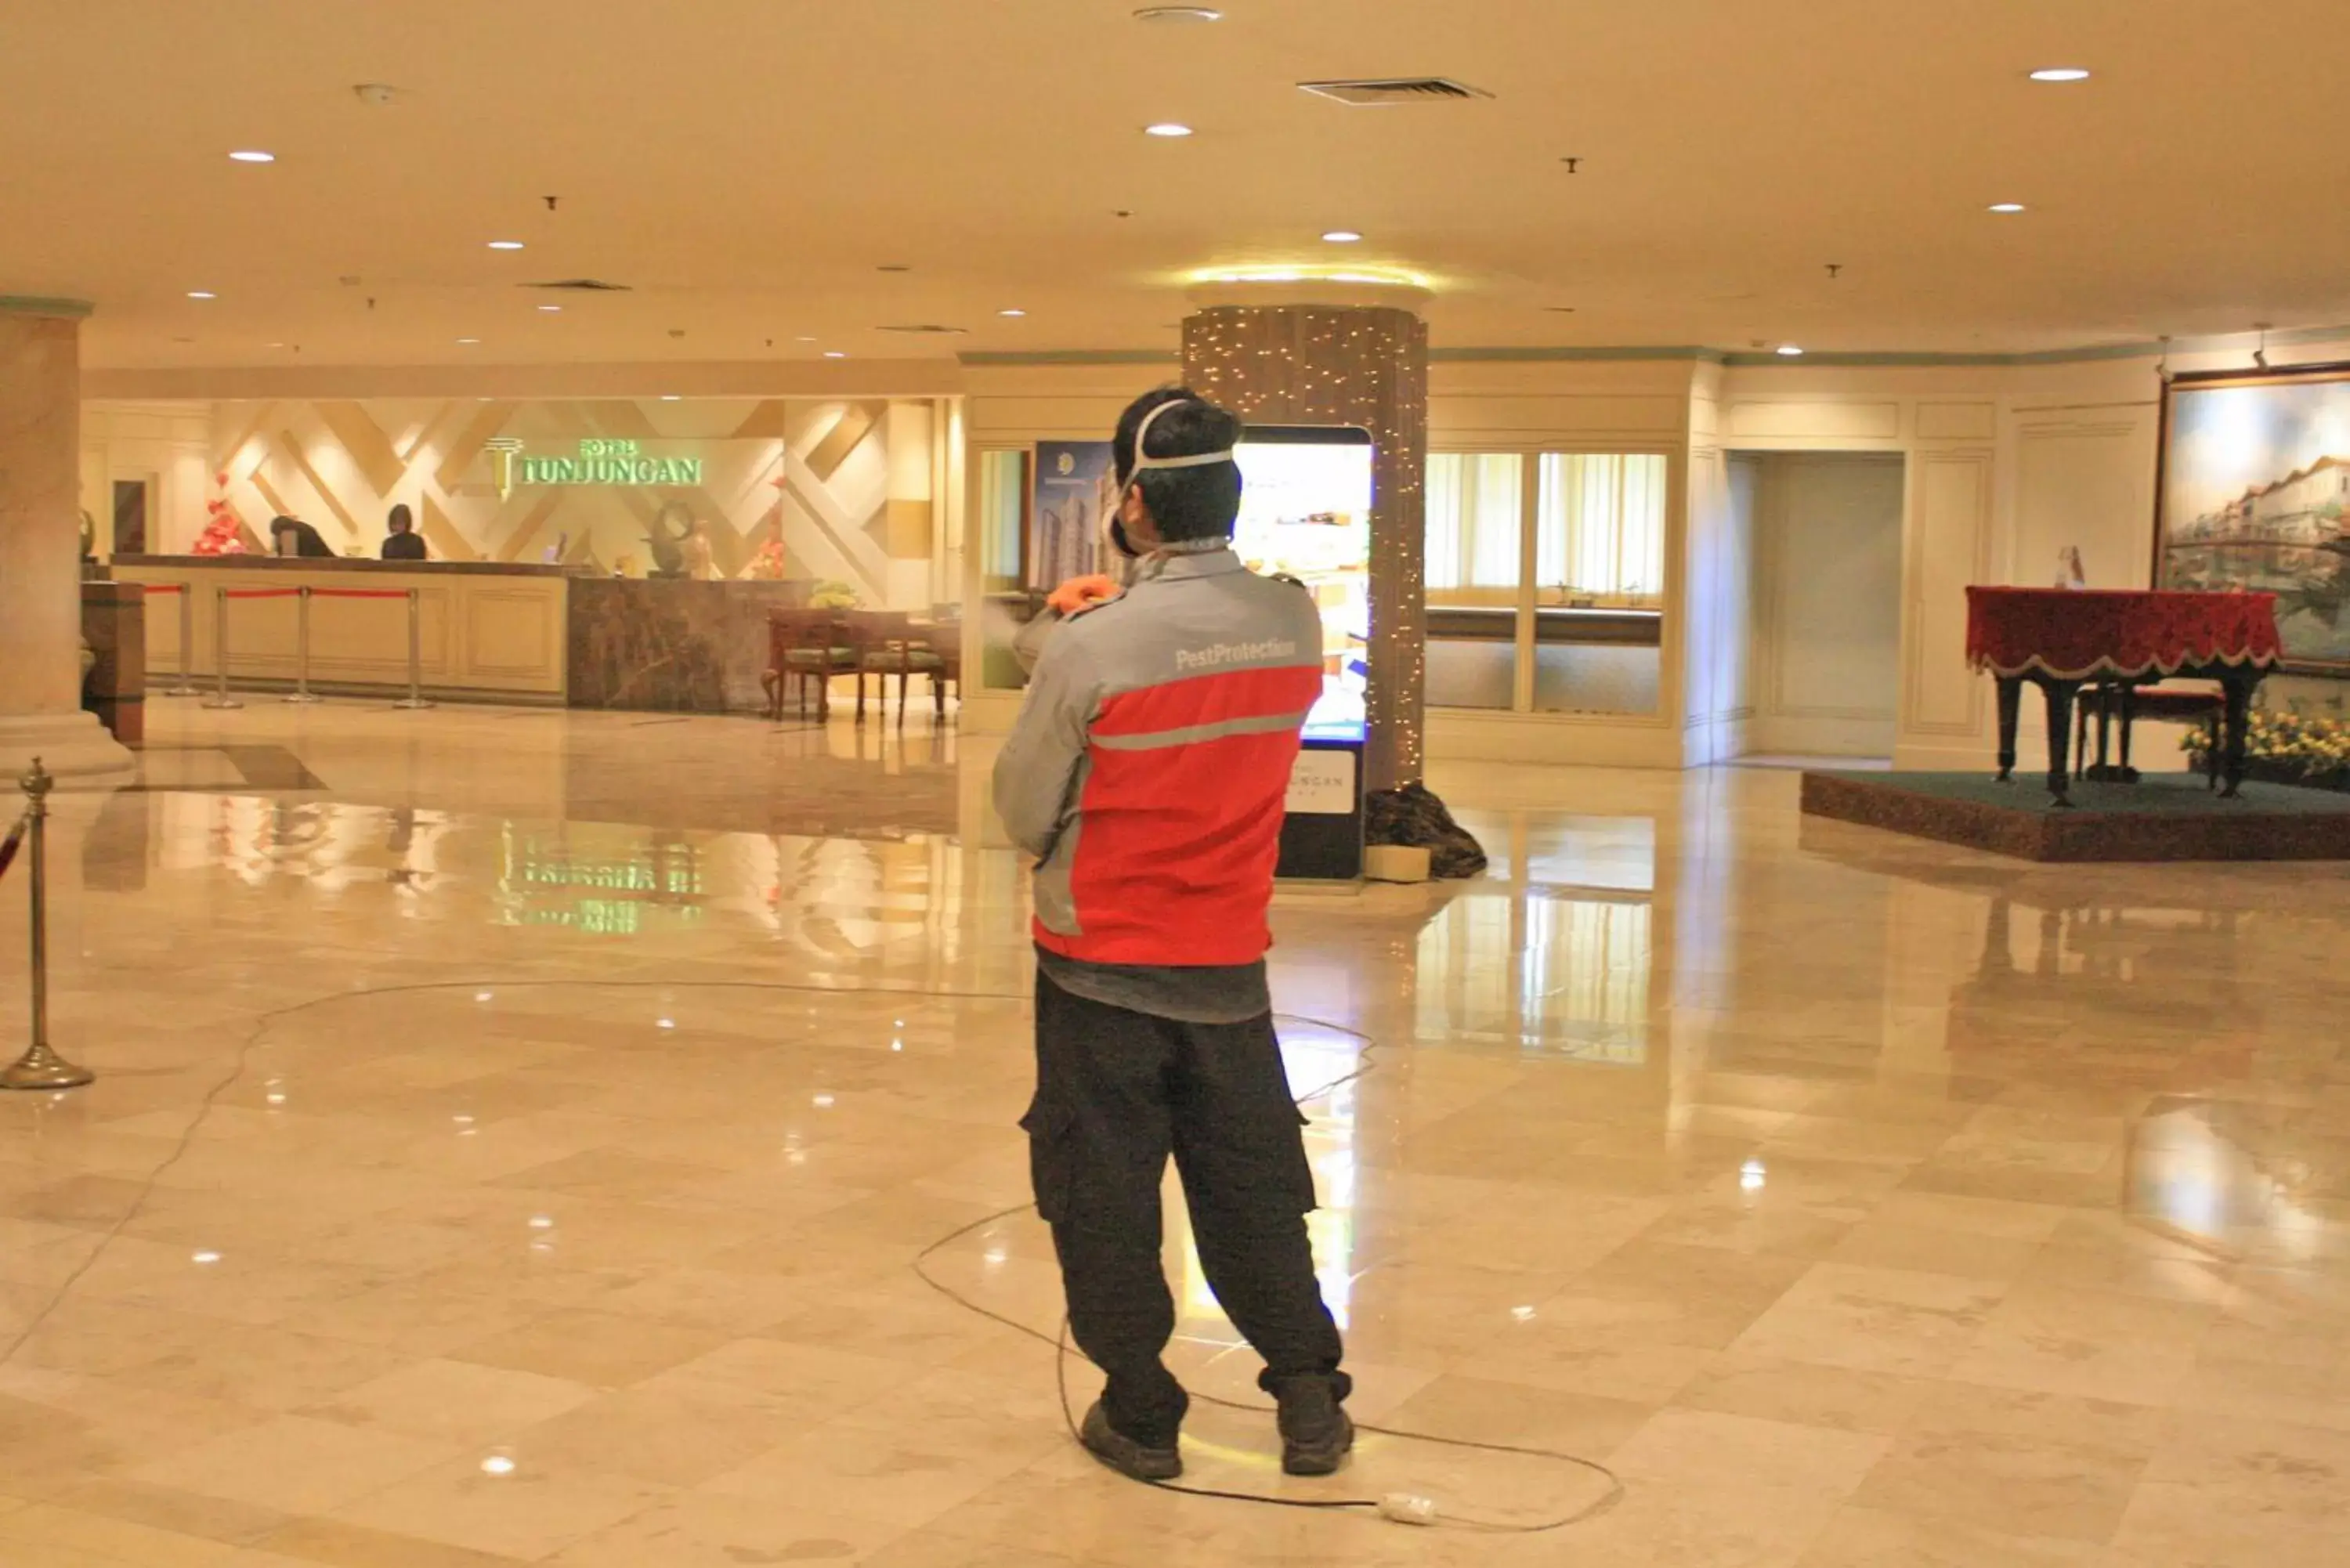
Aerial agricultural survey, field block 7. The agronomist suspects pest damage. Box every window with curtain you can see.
[1423,449,1666,716]
[1535,453,1667,606]
[1424,453,1522,600]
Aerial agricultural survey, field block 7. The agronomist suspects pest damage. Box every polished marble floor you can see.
[2,699,2348,1566]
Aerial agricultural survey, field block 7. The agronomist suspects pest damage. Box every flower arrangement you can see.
[2184,708,2350,781]
[808,580,861,610]
[739,538,788,580]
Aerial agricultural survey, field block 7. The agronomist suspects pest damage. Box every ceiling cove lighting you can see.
[487,240,526,251]
[186,290,217,300]
[228,150,275,164]
[537,303,562,313]
[2029,67,2092,82]
[1144,122,1195,138]
[1988,202,2027,213]
[997,308,1028,317]
[455,337,481,345]
[1195,265,1429,288]
[823,350,848,359]
[1775,344,1805,356]
[1321,229,1364,244]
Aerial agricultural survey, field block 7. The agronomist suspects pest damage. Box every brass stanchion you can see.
[393,587,433,710]
[2,760,95,1092]
[163,584,200,697]
[284,586,323,704]
[202,585,244,710]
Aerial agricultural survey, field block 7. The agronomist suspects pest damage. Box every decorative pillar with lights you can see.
[0,297,132,779]
[1180,290,1430,796]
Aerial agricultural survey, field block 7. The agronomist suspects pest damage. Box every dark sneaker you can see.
[1274,1376,1354,1476]
[1079,1400,1181,1482]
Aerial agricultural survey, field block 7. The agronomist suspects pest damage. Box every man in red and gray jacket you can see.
[993,388,1351,1483]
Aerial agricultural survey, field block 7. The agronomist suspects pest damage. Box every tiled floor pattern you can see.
[0,701,2346,1564]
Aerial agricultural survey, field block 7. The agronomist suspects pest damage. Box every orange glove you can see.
[1047,574,1121,616]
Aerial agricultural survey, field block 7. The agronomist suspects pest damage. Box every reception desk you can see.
[567,576,811,713]
[114,555,573,704]
[113,556,845,714]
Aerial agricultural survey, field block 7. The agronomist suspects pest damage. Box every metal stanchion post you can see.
[203,585,244,710]
[284,586,322,704]
[2,760,96,1092]
[164,585,200,697]
[393,587,433,710]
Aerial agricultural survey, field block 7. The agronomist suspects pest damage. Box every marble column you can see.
[0,299,132,779]
[1181,298,1430,792]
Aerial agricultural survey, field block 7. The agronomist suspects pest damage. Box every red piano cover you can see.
[1965,587,2283,681]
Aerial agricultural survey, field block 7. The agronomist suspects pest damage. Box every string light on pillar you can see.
[1181,299,1430,786]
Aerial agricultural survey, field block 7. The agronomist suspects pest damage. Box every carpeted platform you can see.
[1800,768,2350,862]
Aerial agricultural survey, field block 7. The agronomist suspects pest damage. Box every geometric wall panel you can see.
[212,396,904,600]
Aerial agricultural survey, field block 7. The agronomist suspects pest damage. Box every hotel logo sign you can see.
[486,437,703,501]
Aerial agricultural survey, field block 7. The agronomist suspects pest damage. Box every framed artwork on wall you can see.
[2156,360,2350,673]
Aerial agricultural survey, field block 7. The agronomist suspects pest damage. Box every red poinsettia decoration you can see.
[193,471,247,555]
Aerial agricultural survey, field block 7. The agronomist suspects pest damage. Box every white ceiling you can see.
[8,0,2347,370]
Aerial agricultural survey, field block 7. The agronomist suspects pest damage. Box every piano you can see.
[1964,587,2283,806]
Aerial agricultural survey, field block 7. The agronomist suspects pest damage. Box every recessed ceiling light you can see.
[1775,344,1805,356]
[456,337,480,345]
[186,290,216,300]
[1133,5,1223,20]
[487,240,525,251]
[228,150,275,164]
[1321,230,1364,244]
[794,334,819,342]
[660,395,681,401]
[2029,67,2091,82]
[997,308,1027,317]
[266,341,287,348]
[537,303,561,313]
[1144,122,1195,138]
[1988,202,2027,214]
[823,351,848,359]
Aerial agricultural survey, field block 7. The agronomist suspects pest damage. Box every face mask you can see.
[1106,399,1236,561]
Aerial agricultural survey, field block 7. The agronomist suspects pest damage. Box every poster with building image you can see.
[2158,363,2350,670]
[1028,440,1115,591]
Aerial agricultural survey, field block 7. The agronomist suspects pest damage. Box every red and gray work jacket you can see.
[992,547,1325,966]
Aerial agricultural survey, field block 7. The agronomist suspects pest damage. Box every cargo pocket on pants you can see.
[1018,1097,1078,1225]
[1283,1106,1321,1215]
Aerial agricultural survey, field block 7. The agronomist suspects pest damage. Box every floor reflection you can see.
[2127,1097,2330,1262]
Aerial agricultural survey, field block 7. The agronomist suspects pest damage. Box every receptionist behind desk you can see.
[269,515,336,558]
[381,504,427,561]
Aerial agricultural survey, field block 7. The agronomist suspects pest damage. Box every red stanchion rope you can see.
[309,588,415,600]
[138,582,188,595]
[0,811,26,882]
[223,587,304,600]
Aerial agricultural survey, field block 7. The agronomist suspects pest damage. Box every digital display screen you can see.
[1233,426,1372,740]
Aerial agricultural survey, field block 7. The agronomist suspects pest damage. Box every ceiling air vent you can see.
[877,323,969,335]
[526,278,633,292]
[1297,77,1491,106]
